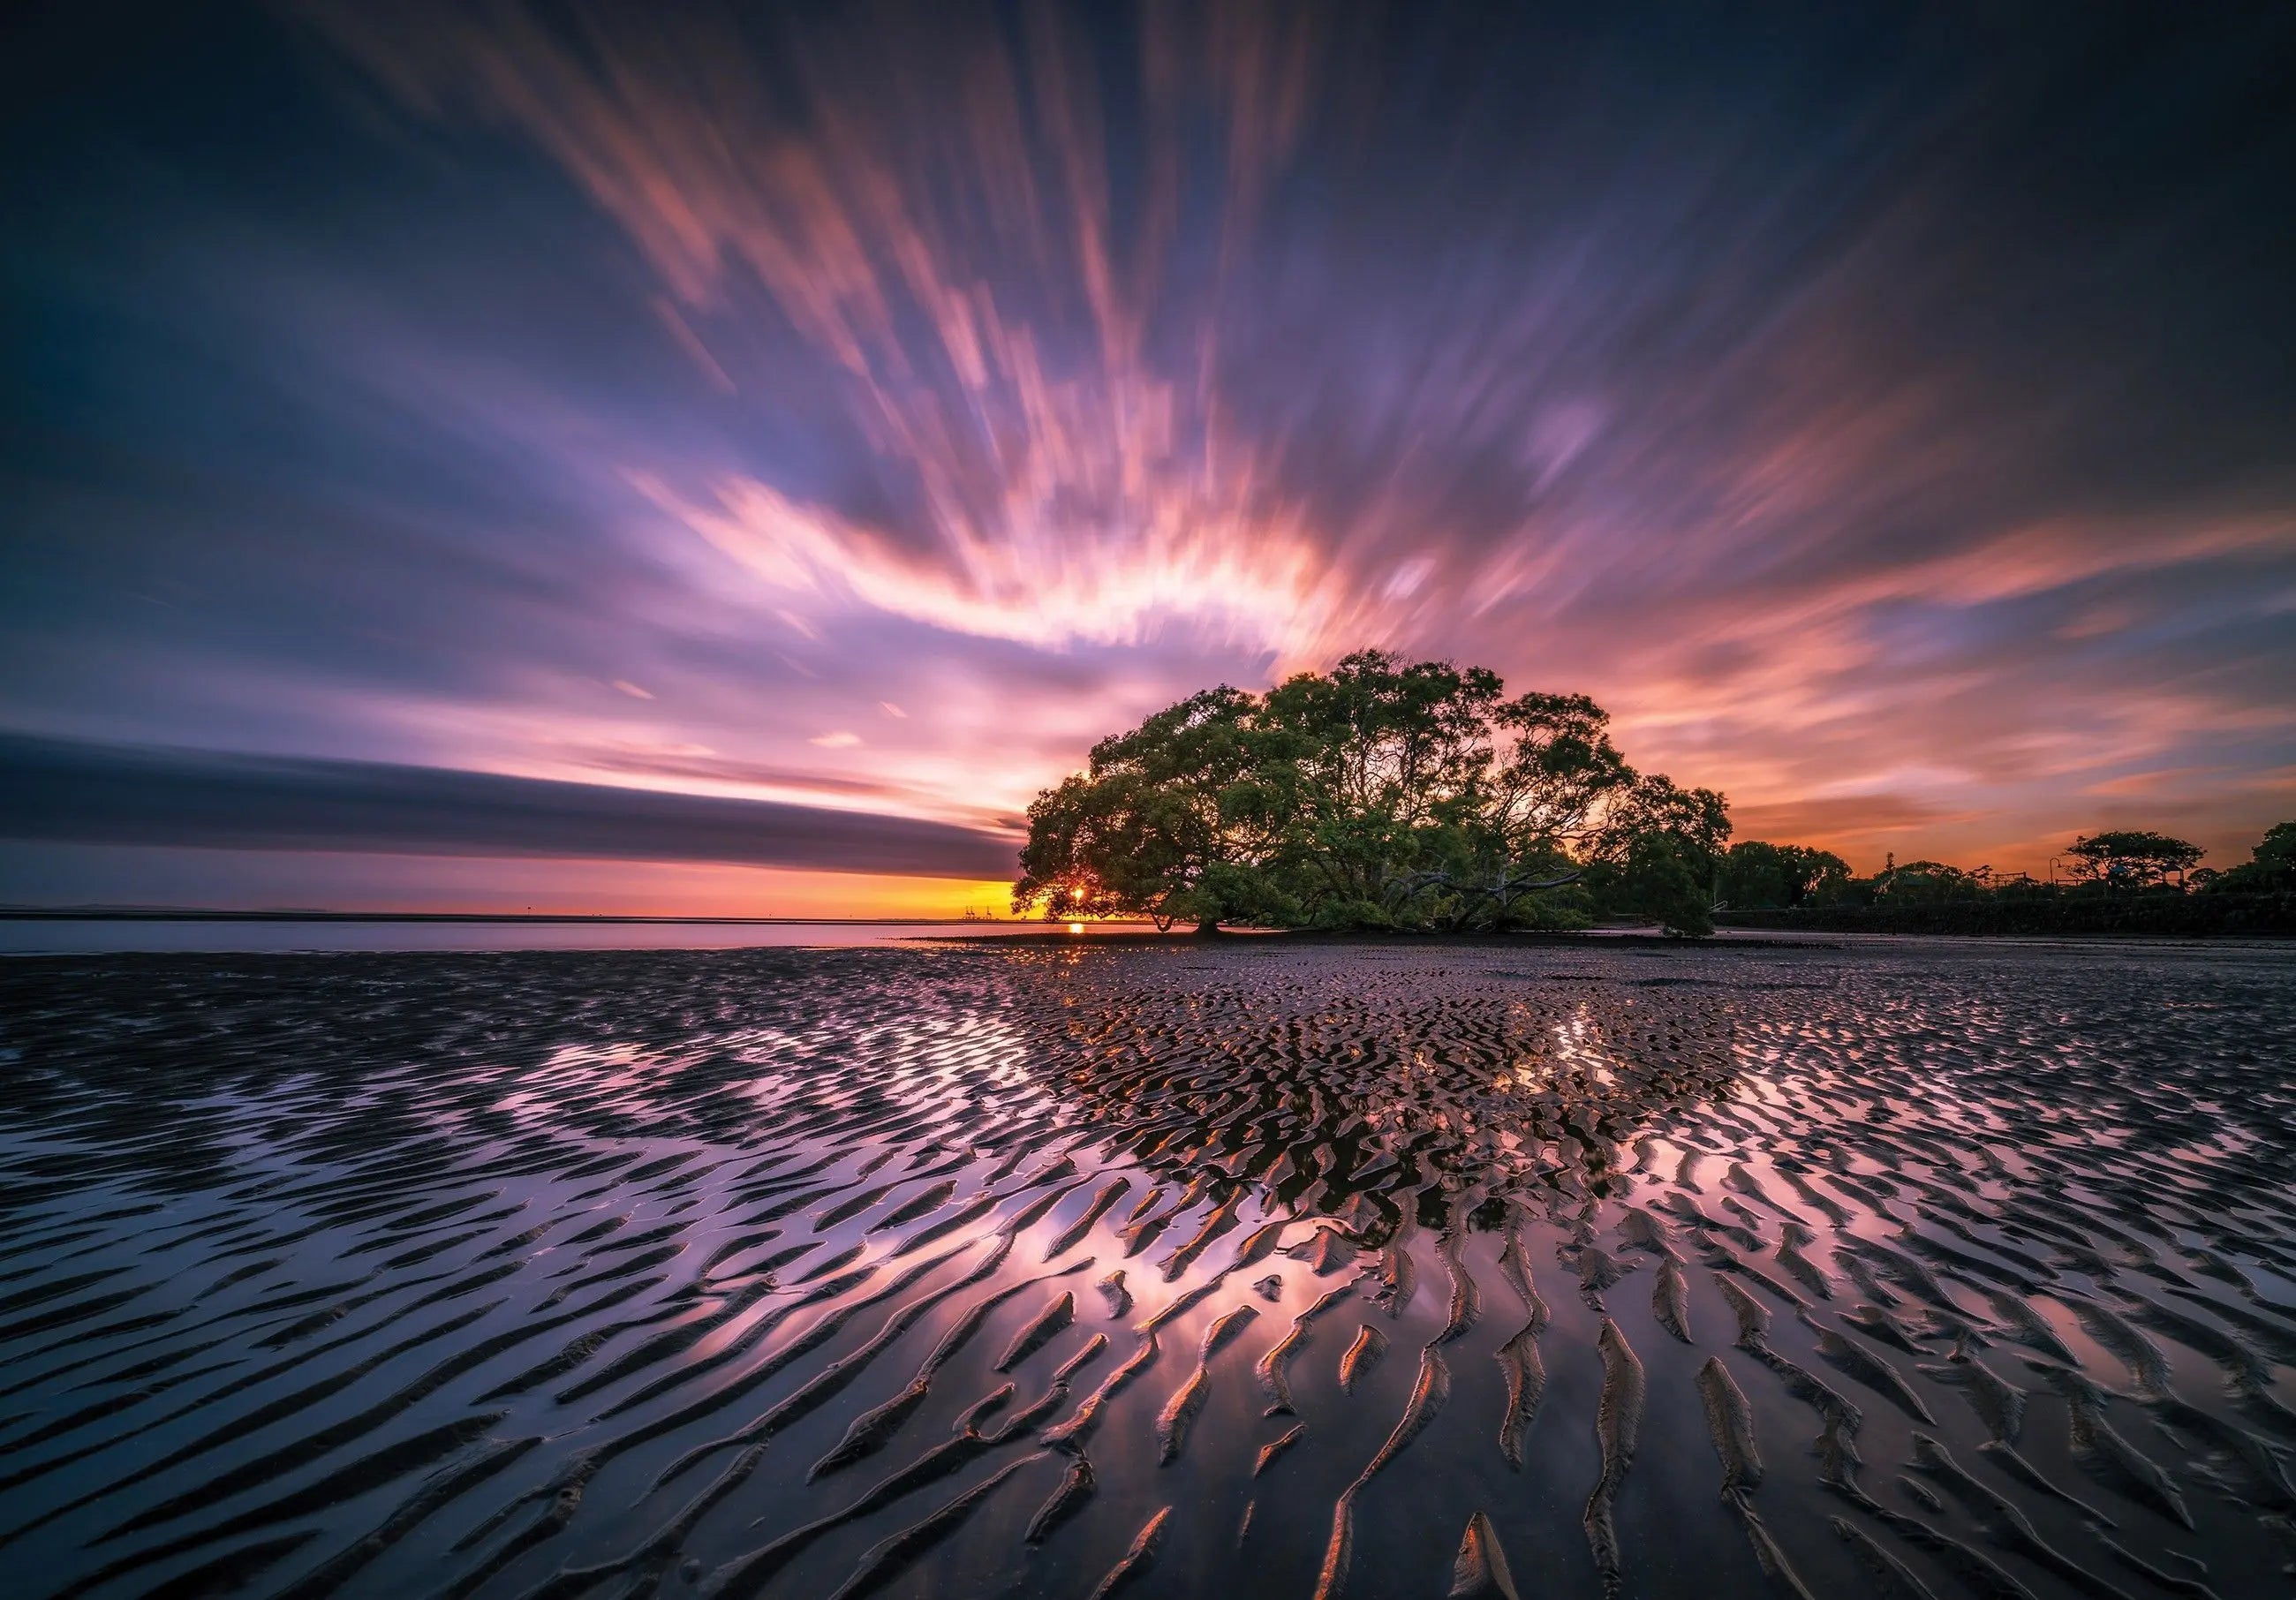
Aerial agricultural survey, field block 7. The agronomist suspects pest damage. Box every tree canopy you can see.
[1014,650,1731,935]
[2065,829,2204,891]
[1718,841,1853,909]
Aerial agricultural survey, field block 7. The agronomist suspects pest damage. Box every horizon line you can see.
[0,909,1102,925]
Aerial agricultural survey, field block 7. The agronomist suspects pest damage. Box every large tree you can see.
[1258,652,1514,926]
[1014,652,1731,935]
[2064,829,2204,892]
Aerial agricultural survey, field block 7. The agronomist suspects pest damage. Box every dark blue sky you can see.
[4,2,2292,909]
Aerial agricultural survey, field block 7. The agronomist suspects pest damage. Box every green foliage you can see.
[1013,650,1731,935]
[1613,832,1717,937]
[1718,842,1854,909]
[1012,686,1287,931]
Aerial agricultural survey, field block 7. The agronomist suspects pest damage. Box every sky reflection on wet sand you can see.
[2,940,2292,1596]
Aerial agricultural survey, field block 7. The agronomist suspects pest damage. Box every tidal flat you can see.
[2,940,2293,1599]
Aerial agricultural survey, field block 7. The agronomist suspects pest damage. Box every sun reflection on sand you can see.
[4,941,2293,1596]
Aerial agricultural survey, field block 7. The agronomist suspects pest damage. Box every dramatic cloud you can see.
[0,735,1016,879]
[2,2,2291,908]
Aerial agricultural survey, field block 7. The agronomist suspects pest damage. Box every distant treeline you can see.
[1713,822,2296,937]
[1717,893,2296,938]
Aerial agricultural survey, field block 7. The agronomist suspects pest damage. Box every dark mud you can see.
[1,940,2293,1598]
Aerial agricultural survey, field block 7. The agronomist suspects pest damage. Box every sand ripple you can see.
[1,940,2293,1597]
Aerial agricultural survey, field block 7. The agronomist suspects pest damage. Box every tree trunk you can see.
[1193,918,1222,936]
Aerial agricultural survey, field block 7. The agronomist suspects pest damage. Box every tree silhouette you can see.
[1719,841,1853,908]
[1879,859,1986,902]
[2201,819,2294,894]
[2065,829,2204,892]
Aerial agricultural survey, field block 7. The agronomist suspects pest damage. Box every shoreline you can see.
[11,926,2296,962]
[4,908,2285,940]
[0,909,1082,925]
[5,904,2285,947]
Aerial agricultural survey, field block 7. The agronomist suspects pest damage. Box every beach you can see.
[2,939,2292,1597]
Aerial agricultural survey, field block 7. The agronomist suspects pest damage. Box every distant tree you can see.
[2202,819,2295,894]
[1989,871,2050,900]
[2064,830,2204,893]
[1013,651,1730,935]
[1719,841,1853,909]
[1876,859,1983,903]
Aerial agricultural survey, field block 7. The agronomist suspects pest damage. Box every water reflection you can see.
[1001,955,1745,1237]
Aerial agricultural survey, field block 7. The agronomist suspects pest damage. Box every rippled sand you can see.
[3,940,2293,1599]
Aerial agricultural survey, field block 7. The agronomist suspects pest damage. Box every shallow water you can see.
[0,920,1115,956]
[2,940,2292,1599]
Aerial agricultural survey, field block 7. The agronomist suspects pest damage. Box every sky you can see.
[4,2,2293,913]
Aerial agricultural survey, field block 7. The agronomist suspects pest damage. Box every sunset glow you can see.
[5,13,2296,1595]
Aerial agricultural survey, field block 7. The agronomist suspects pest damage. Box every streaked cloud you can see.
[0,734,1016,879]
[1,2,2291,907]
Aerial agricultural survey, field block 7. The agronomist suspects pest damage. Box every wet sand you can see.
[1,940,2292,1598]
